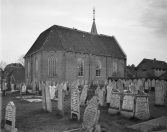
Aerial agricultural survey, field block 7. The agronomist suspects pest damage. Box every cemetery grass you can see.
[1,91,167,132]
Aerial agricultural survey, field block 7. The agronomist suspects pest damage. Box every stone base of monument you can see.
[120,111,133,119]
[4,124,18,132]
[128,116,167,132]
[108,108,119,115]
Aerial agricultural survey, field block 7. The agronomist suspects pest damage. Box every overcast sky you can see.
[1,0,167,66]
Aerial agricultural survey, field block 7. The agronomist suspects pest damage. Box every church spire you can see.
[91,8,98,34]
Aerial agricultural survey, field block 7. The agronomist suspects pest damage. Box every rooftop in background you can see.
[4,63,24,73]
[137,58,167,69]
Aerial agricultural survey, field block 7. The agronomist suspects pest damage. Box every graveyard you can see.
[1,80,167,132]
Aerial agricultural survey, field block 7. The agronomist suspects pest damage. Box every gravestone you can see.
[58,83,64,116]
[22,83,26,94]
[117,79,124,92]
[41,82,46,111]
[108,90,121,115]
[71,85,80,121]
[4,101,18,132]
[134,95,150,120]
[106,81,113,104]
[121,93,134,119]
[98,89,105,107]
[11,83,14,92]
[151,79,156,88]
[155,83,165,106]
[80,85,88,106]
[45,82,52,112]
[81,96,100,132]
[129,85,137,94]
[144,81,149,92]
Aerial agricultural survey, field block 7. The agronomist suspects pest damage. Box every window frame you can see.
[27,60,30,78]
[96,60,101,77]
[35,57,38,77]
[112,61,118,77]
[77,58,84,77]
[48,56,57,77]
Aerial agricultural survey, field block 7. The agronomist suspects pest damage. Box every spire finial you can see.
[93,8,95,21]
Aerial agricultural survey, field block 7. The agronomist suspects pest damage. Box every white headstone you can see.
[4,101,18,132]
[121,94,134,118]
[135,96,150,120]
[58,83,64,116]
[155,83,165,106]
[45,82,52,112]
[98,89,105,106]
[151,79,156,88]
[106,82,113,103]
[144,81,149,90]
[71,85,80,120]
[108,92,121,115]
[80,85,88,106]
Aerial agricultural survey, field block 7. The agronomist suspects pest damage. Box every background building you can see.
[136,58,167,79]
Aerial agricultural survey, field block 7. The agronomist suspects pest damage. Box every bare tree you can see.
[17,54,25,66]
[0,61,7,70]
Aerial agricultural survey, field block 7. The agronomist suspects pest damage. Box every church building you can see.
[24,9,127,85]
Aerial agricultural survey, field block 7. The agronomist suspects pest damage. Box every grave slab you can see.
[129,116,167,132]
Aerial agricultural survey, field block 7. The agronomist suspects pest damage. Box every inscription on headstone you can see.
[71,85,80,120]
[82,96,99,131]
[122,95,134,111]
[135,96,150,120]
[121,94,134,118]
[4,101,18,132]
[110,94,120,110]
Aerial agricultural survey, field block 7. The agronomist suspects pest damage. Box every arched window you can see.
[96,60,101,77]
[35,58,38,77]
[113,61,117,77]
[27,60,30,77]
[48,56,57,77]
[77,58,84,77]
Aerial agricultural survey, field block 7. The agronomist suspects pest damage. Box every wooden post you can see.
[20,84,23,101]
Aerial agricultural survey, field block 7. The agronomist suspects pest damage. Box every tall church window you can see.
[35,58,38,77]
[77,58,84,77]
[96,60,101,77]
[48,56,57,77]
[113,61,117,77]
[27,60,30,77]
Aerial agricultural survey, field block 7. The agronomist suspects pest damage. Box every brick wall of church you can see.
[25,51,126,86]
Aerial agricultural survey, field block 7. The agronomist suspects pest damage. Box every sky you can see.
[1,0,167,66]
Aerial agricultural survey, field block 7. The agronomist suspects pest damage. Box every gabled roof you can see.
[25,25,126,59]
[137,58,167,69]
